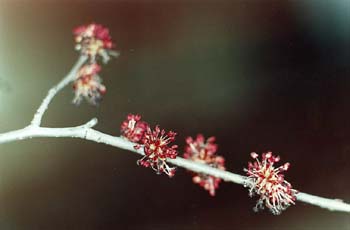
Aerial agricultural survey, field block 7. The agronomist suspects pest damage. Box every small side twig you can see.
[30,55,88,127]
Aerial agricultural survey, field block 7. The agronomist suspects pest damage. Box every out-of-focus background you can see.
[0,0,349,229]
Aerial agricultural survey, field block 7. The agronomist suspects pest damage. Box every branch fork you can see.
[0,52,349,213]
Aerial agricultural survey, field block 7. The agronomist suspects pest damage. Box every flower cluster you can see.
[120,114,178,177]
[137,126,178,177]
[184,134,225,196]
[72,23,116,105]
[72,64,106,105]
[120,114,149,143]
[244,152,297,215]
[73,23,114,63]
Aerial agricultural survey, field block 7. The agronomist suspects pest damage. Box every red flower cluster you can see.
[244,152,297,215]
[184,134,225,196]
[137,126,178,177]
[73,23,114,63]
[72,23,117,105]
[120,114,149,143]
[72,63,106,105]
[120,114,178,177]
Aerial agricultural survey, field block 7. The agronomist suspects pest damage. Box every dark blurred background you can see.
[0,0,349,229]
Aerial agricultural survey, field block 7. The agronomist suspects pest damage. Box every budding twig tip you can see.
[85,117,98,128]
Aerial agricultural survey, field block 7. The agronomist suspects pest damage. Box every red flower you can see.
[137,126,178,177]
[244,152,297,215]
[73,23,114,63]
[120,114,149,143]
[184,134,225,196]
[184,134,218,160]
[72,64,106,105]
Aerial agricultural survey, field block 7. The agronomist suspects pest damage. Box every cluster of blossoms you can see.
[120,114,178,177]
[72,63,106,105]
[244,152,297,215]
[120,114,149,143]
[73,23,114,63]
[184,134,225,196]
[72,23,116,105]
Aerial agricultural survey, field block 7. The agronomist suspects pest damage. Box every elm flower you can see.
[184,134,225,196]
[72,64,106,105]
[120,114,149,143]
[244,152,297,215]
[73,23,115,63]
[136,126,178,177]
[184,134,218,159]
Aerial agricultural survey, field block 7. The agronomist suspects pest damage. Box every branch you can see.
[1,40,349,214]
[30,55,88,127]
[0,124,349,213]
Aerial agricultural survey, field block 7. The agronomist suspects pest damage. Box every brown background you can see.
[0,1,349,229]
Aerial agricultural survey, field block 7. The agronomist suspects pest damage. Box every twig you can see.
[0,123,349,213]
[30,55,88,127]
[0,54,349,214]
